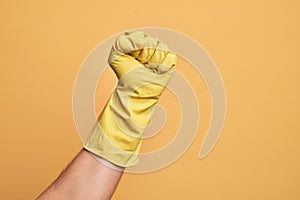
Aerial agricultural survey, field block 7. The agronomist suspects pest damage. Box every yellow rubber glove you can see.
[84,31,177,167]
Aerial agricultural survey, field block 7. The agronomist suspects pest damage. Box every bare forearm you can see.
[37,149,124,200]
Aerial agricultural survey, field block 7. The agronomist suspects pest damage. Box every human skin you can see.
[37,31,176,200]
[36,149,124,200]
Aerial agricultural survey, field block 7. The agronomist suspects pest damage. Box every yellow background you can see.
[1,0,299,199]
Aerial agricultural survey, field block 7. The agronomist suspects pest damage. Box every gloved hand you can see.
[84,31,177,167]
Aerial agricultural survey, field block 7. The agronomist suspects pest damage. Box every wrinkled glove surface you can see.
[84,31,177,167]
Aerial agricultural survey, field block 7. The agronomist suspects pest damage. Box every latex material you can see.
[84,31,177,167]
